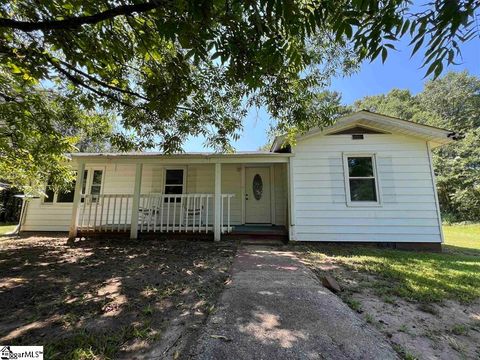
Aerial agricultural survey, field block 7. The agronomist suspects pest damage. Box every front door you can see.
[245,167,271,224]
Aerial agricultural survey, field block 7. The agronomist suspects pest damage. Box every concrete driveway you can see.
[193,245,399,359]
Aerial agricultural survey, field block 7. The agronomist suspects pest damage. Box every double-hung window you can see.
[164,169,184,202]
[344,154,380,205]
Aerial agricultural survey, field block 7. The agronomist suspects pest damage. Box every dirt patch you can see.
[0,233,236,359]
[294,248,480,360]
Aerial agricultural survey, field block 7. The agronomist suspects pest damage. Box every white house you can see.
[20,111,457,249]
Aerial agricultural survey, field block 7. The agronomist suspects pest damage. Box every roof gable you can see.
[271,110,457,152]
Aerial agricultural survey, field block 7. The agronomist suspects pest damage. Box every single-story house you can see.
[20,110,457,248]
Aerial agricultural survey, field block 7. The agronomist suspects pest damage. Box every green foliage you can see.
[0,0,478,154]
[354,71,480,222]
[0,71,114,195]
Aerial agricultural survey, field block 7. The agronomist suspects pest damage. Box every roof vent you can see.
[352,134,364,140]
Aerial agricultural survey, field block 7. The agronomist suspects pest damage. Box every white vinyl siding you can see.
[291,133,442,243]
[273,163,287,225]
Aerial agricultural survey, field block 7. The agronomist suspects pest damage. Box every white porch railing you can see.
[78,193,234,234]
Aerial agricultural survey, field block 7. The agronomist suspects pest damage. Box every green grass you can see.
[0,223,17,235]
[297,224,480,303]
[443,223,480,250]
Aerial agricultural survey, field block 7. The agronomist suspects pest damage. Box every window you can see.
[90,170,103,196]
[164,169,184,202]
[344,155,380,204]
[43,173,77,204]
[57,180,76,203]
[43,168,104,204]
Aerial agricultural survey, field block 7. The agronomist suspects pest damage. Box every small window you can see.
[164,169,184,202]
[44,173,77,204]
[344,155,379,204]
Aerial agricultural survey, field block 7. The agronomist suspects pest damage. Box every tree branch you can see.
[56,58,150,101]
[0,1,165,32]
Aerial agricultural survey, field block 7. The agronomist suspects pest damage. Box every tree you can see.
[0,71,114,196]
[0,0,478,155]
[354,71,480,221]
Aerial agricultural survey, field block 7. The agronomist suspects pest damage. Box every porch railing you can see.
[78,193,234,234]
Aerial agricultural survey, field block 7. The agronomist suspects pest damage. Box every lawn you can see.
[295,224,480,303]
[291,224,480,359]
[0,223,17,235]
[0,235,236,359]
[443,223,480,251]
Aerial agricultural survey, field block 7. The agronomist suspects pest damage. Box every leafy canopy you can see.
[0,71,114,195]
[354,71,480,222]
[1,0,478,153]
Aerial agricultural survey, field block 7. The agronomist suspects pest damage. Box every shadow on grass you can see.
[0,235,236,359]
[292,243,480,303]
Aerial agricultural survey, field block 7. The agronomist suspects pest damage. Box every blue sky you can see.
[184,35,480,152]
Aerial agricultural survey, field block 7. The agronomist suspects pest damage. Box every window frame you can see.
[342,153,382,207]
[163,167,186,203]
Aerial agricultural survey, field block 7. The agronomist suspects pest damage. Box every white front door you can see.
[245,167,271,224]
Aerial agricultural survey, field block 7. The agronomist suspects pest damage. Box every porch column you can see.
[68,161,86,240]
[130,163,143,239]
[214,162,222,241]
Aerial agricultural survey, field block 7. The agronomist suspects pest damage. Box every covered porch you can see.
[68,153,291,241]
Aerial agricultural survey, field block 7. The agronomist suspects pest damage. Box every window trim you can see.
[163,167,187,202]
[342,153,382,207]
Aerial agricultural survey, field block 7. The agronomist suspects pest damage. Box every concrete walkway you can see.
[194,246,399,359]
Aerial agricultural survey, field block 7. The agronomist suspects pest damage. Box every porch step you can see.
[223,225,288,243]
[239,238,286,246]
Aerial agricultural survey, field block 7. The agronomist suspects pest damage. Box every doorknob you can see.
[245,194,249,200]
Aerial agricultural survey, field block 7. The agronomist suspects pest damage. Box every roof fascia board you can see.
[71,154,292,165]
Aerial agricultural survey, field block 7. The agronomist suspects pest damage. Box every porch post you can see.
[214,162,222,241]
[130,163,143,239]
[68,161,86,240]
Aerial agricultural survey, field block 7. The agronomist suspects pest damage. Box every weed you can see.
[450,324,468,336]
[392,343,418,360]
[365,313,374,324]
[343,297,362,312]
[142,305,154,317]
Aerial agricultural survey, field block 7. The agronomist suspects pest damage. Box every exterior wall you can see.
[291,133,443,243]
[22,162,288,231]
[273,163,287,226]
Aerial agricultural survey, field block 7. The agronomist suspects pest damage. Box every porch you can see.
[68,154,291,241]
